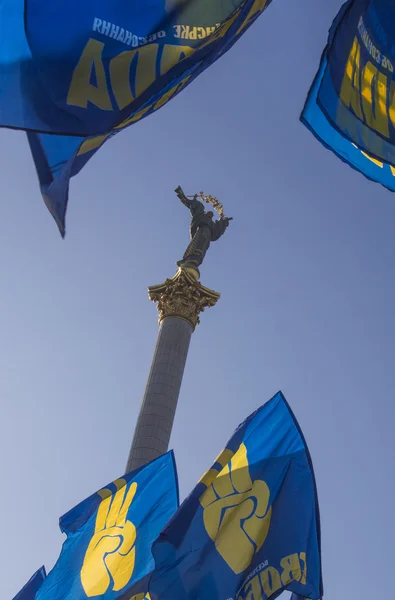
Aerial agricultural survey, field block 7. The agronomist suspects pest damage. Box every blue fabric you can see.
[12,567,46,600]
[0,0,34,130]
[0,0,274,235]
[313,0,395,166]
[36,451,179,600]
[301,49,395,192]
[0,0,272,135]
[148,392,323,600]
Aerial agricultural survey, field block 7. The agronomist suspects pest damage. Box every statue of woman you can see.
[175,186,232,269]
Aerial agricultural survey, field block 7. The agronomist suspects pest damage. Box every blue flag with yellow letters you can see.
[1,0,273,136]
[302,0,395,191]
[0,0,274,234]
[35,451,178,600]
[301,50,395,193]
[148,391,323,600]
[12,567,46,600]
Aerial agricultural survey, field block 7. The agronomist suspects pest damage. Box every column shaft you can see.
[126,316,192,472]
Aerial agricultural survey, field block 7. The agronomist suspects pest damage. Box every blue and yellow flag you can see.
[302,0,395,190]
[1,0,273,136]
[36,452,178,600]
[301,50,395,192]
[12,0,273,235]
[149,392,323,600]
[12,567,46,600]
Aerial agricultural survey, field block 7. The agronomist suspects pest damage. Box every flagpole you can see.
[125,266,220,473]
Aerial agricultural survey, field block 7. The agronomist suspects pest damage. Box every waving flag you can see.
[36,452,178,600]
[1,0,273,136]
[12,567,46,600]
[0,0,274,234]
[301,51,395,193]
[302,0,395,190]
[149,392,323,600]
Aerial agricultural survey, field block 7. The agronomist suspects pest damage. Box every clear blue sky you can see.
[1,0,394,597]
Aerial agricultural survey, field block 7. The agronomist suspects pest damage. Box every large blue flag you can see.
[36,451,178,600]
[16,0,273,235]
[301,49,395,193]
[302,0,395,189]
[1,0,271,136]
[149,392,323,600]
[12,567,46,600]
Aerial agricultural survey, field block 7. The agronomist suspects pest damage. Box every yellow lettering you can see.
[152,84,179,111]
[200,11,240,49]
[388,81,395,130]
[182,25,190,39]
[390,165,395,176]
[340,37,363,120]
[67,39,112,110]
[299,552,307,585]
[114,105,152,130]
[189,26,197,40]
[243,574,262,600]
[160,45,194,76]
[337,98,380,150]
[110,44,158,109]
[280,553,302,585]
[361,61,389,137]
[260,566,282,597]
[77,134,111,156]
[236,0,268,36]
[113,75,190,131]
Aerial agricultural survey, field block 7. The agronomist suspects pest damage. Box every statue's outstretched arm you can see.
[174,186,192,208]
[175,186,206,218]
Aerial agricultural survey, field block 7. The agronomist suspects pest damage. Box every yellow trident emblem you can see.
[199,443,272,574]
[80,479,138,597]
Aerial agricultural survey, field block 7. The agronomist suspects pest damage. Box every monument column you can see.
[125,266,220,473]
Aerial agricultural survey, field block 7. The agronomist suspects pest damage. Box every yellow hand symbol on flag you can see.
[200,443,272,574]
[81,479,138,597]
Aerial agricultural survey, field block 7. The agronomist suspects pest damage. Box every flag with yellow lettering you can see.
[35,452,178,600]
[148,391,323,600]
[1,0,271,136]
[12,567,46,600]
[301,0,395,190]
[18,0,274,235]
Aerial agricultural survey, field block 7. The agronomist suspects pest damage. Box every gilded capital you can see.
[148,267,220,330]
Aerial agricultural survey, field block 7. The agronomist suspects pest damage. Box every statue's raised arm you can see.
[175,186,192,208]
[175,186,205,219]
